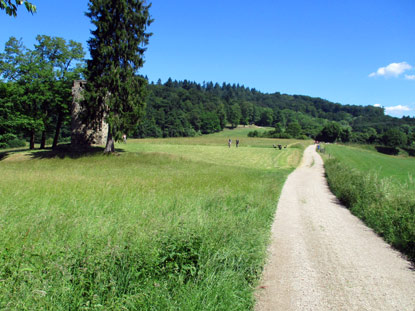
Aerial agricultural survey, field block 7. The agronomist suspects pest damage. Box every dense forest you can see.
[137,78,415,149]
[1,36,415,152]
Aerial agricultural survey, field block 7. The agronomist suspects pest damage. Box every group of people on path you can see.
[228,139,239,148]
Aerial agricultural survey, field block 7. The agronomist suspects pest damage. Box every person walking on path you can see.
[228,139,232,148]
[236,139,239,148]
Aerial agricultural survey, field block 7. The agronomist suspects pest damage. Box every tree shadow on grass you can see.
[0,144,125,161]
[29,144,125,160]
[0,148,31,161]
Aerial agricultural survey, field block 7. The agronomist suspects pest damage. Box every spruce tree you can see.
[85,0,152,152]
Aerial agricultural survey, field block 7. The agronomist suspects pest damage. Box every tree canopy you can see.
[316,122,341,143]
[383,128,407,147]
[0,35,84,149]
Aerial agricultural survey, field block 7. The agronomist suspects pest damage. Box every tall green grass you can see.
[0,134,304,310]
[322,145,415,261]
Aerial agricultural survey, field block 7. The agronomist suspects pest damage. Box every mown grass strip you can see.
[324,144,415,189]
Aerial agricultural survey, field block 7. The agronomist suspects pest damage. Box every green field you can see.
[324,144,415,188]
[322,144,415,261]
[0,130,308,310]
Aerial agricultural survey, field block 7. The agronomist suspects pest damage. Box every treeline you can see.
[1,35,415,150]
[137,79,339,138]
[136,78,415,150]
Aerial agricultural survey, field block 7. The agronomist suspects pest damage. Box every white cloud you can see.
[373,104,382,107]
[405,74,415,80]
[384,104,414,117]
[369,62,412,78]
[385,105,412,112]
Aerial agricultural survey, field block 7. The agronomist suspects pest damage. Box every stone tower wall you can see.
[71,80,108,147]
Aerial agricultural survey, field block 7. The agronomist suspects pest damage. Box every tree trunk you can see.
[29,131,35,150]
[52,111,63,149]
[104,128,115,153]
[40,131,46,149]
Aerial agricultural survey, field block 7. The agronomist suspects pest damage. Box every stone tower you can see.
[71,80,108,147]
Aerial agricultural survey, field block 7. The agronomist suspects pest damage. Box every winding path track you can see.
[255,145,415,311]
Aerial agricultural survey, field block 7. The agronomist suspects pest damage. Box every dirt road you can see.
[255,145,415,311]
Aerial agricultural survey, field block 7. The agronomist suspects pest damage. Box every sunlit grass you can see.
[120,143,300,170]
[0,129,306,310]
[322,144,415,261]
[324,144,415,188]
[120,129,309,170]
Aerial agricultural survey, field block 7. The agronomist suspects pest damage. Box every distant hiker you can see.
[278,144,282,150]
[317,144,320,151]
[236,139,239,148]
[122,134,127,143]
[228,139,232,148]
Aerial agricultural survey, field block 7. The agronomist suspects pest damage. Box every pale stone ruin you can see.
[71,80,108,147]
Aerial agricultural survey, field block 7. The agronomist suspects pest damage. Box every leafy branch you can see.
[0,0,36,17]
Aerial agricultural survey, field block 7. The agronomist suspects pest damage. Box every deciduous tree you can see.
[0,37,45,149]
[286,121,302,138]
[259,108,273,126]
[34,35,85,148]
[1,0,36,16]
[316,122,341,143]
[0,36,84,149]
[383,128,407,147]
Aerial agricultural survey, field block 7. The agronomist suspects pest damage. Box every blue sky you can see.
[1,0,414,117]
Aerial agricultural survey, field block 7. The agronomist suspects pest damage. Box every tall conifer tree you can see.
[85,0,152,152]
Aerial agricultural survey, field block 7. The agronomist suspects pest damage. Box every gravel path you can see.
[255,145,415,311]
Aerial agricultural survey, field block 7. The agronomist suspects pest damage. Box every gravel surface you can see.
[255,145,415,311]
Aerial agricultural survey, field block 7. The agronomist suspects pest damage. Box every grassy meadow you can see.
[0,129,308,310]
[321,144,415,261]
[324,144,415,188]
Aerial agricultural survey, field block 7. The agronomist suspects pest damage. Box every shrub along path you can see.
[255,145,415,311]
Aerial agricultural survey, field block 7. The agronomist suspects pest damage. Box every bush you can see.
[402,147,415,157]
[6,138,26,148]
[262,131,291,139]
[184,127,197,137]
[324,158,415,261]
[275,132,292,139]
[248,130,259,137]
[375,146,399,155]
[0,134,26,149]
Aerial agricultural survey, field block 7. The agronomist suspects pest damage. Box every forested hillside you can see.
[1,34,414,150]
[136,78,415,147]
